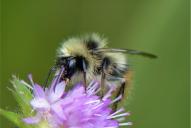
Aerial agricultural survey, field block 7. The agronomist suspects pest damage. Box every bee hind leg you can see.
[113,81,126,111]
[113,70,132,110]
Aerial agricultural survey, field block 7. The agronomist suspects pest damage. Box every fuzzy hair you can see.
[104,52,127,73]
[57,33,128,86]
[57,33,108,84]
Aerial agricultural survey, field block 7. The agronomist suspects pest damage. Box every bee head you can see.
[56,56,77,79]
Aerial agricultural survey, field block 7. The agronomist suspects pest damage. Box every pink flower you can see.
[23,69,131,128]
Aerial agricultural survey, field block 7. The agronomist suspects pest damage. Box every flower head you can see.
[23,69,131,128]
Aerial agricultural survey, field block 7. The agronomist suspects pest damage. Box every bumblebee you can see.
[45,33,157,108]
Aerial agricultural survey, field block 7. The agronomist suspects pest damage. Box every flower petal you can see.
[31,98,50,110]
[69,84,85,98]
[49,81,66,103]
[51,101,66,121]
[33,84,45,98]
[23,115,41,124]
[54,81,66,96]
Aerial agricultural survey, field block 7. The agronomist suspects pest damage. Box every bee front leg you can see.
[83,72,87,90]
[44,66,56,87]
[82,59,87,91]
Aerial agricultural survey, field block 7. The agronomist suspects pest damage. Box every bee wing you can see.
[95,48,157,58]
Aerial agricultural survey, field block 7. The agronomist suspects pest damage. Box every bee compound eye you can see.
[68,59,76,67]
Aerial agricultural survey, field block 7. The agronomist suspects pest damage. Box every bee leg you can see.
[83,72,87,90]
[82,59,87,91]
[100,58,109,97]
[44,66,56,87]
[100,71,106,97]
[113,81,126,111]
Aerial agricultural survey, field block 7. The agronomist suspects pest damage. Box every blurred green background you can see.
[0,0,189,128]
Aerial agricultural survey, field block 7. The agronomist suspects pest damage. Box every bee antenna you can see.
[44,65,57,87]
